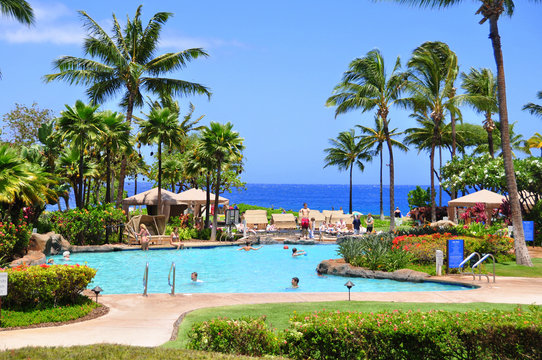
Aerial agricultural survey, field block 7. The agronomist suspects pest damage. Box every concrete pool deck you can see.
[1,275,542,350]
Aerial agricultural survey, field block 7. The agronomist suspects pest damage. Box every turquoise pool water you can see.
[49,245,474,294]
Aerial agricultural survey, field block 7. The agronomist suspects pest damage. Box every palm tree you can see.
[460,68,498,157]
[356,117,407,220]
[0,0,33,24]
[524,133,542,157]
[404,41,459,222]
[326,49,407,230]
[138,107,183,215]
[324,129,371,214]
[99,111,132,204]
[58,100,102,208]
[523,91,542,118]
[200,122,244,241]
[44,5,211,206]
[385,0,536,267]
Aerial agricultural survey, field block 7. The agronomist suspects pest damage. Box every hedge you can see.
[0,264,96,310]
[188,307,542,359]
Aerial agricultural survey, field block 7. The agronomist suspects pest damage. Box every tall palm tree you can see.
[523,91,542,118]
[326,49,407,230]
[200,122,244,241]
[138,107,183,215]
[58,100,102,208]
[404,41,459,222]
[44,5,211,206]
[324,129,372,214]
[99,111,132,204]
[460,68,498,157]
[356,117,407,220]
[385,0,536,267]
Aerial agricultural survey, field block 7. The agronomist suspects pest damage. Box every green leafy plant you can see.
[0,221,31,261]
[1,264,96,310]
[407,186,431,209]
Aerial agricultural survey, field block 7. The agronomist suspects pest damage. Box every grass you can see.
[164,301,525,349]
[491,257,542,277]
[0,345,287,360]
[1,297,98,328]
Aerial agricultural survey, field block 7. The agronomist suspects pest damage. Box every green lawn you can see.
[0,345,286,360]
[164,301,525,349]
[491,257,542,277]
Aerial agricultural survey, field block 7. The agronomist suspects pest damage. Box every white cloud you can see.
[0,24,84,45]
[159,35,247,50]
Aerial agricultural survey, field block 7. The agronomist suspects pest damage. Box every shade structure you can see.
[447,189,506,224]
[177,188,229,206]
[271,213,297,229]
[122,188,188,220]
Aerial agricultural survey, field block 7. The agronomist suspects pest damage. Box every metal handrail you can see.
[168,262,176,296]
[472,253,496,283]
[143,262,149,296]
[458,252,481,280]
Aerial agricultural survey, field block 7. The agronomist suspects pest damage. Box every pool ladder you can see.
[458,252,495,283]
[168,262,176,296]
[143,262,149,296]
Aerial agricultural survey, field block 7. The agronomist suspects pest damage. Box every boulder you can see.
[28,232,52,252]
[44,234,71,256]
[430,220,457,228]
[317,259,430,281]
[10,250,46,267]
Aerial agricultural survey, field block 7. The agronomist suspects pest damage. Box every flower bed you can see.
[0,222,31,263]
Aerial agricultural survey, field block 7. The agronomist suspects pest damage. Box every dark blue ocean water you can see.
[53,181,450,215]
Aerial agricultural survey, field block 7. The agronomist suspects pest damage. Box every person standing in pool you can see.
[292,247,306,257]
[237,241,262,251]
[137,224,150,251]
[191,272,203,283]
[299,203,310,239]
[365,214,374,233]
[291,277,299,288]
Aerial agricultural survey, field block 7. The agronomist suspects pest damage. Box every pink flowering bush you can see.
[460,202,488,223]
[0,221,31,262]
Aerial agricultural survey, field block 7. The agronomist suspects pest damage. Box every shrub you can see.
[0,264,96,310]
[460,202,488,223]
[283,307,542,360]
[395,226,460,237]
[35,211,54,233]
[169,214,193,229]
[187,316,278,356]
[0,221,31,261]
[407,186,430,209]
[51,204,125,245]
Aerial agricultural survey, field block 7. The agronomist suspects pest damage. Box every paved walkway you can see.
[1,275,542,350]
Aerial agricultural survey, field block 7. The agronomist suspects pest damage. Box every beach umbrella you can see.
[352,211,363,216]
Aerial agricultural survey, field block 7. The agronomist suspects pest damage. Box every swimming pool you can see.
[50,244,474,294]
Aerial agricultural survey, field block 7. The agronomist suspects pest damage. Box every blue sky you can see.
[0,0,540,185]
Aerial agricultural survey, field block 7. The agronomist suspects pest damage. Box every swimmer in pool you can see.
[63,251,70,260]
[291,277,299,288]
[237,241,262,251]
[191,271,203,283]
[292,247,306,257]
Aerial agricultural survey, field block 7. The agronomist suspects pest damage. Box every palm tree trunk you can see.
[211,159,222,241]
[450,112,457,200]
[106,147,111,203]
[115,95,134,207]
[430,142,436,223]
[383,120,395,230]
[78,141,83,208]
[488,16,532,266]
[157,141,162,215]
[348,163,353,214]
[205,172,211,228]
[439,145,442,207]
[379,146,384,221]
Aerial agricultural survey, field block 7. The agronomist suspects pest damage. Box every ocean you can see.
[53,181,451,215]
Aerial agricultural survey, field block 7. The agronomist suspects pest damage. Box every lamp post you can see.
[344,281,355,301]
[91,286,103,304]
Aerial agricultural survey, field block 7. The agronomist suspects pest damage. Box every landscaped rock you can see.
[317,259,429,281]
[430,220,457,228]
[70,244,131,253]
[258,236,280,244]
[44,234,71,256]
[28,232,52,252]
[284,239,316,245]
[10,250,46,267]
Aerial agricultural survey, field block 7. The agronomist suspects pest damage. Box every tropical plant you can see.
[44,5,211,206]
[524,133,542,157]
[403,41,459,222]
[57,100,102,208]
[0,0,33,24]
[357,116,407,219]
[324,129,371,214]
[200,122,244,241]
[98,111,132,204]
[523,90,542,118]
[138,107,183,214]
[459,67,498,157]
[407,186,431,209]
[384,0,536,266]
[326,49,407,229]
